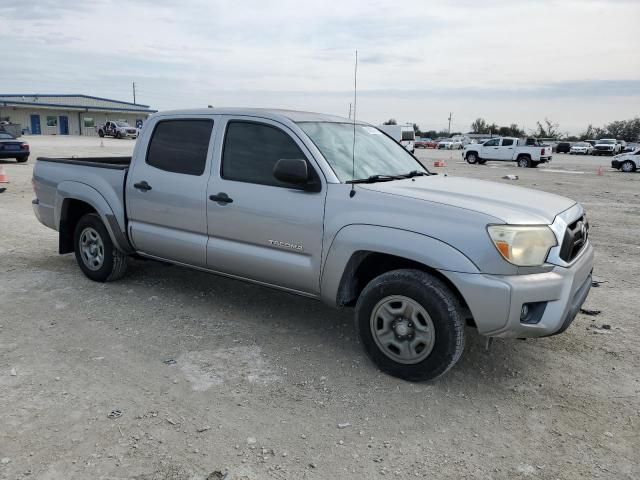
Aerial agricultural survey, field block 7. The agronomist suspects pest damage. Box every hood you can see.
[358,175,576,224]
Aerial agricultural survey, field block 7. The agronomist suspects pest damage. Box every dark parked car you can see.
[555,142,571,153]
[0,132,29,162]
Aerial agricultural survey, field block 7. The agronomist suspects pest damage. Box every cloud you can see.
[0,0,638,133]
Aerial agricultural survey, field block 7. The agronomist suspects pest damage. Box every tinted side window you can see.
[146,120,213,175]
[222,121,308,187]
[501,139,514,146]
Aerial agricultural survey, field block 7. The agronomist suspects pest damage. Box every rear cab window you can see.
[146,119,214,175]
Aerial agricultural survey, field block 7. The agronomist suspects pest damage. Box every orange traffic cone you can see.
[597,166,604,176]
[0,165,9,183]
[433,160,447,167]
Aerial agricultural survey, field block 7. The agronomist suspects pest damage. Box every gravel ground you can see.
[1,136,638,479]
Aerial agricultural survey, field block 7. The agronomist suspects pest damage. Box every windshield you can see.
[116,121,130,127]
[298,122,427,182]
[598,139,615,144]
[401,130,415,141]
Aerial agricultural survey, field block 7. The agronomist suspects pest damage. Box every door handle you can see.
[209,192,233,204]
[133,181,152,191]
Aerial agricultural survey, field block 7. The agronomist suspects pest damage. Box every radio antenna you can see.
[350,50,358,198]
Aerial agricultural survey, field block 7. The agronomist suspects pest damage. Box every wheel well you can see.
[466,150,478,158]
[517,153,531,160]
[59,199,97,254]
[336,251,472,322]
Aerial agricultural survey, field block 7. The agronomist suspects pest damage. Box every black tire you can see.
[517,156,531,168]
[466,152,478,164]
[16,157,28,163]
[73,213,128,282]
[355,269,465,382]
[98,130,105,137]
[621,161,636,173]
[115,131,122,139]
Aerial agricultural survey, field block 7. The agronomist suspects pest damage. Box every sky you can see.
[1,0,639,135]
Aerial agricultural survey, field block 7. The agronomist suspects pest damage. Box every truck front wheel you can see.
[355,269,465,382]
[98,130,105,137]
[466,152,478,164]
[73,213,128,282]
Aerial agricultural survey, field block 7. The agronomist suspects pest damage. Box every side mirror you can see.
[273,158,309,185]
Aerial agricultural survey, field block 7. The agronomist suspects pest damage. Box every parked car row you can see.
[554,138,631,155]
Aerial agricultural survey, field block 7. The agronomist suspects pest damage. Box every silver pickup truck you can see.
[32,108,594,381]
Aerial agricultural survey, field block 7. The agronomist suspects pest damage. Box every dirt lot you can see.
[1,136,638,479]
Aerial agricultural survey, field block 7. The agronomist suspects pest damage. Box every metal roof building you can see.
[0,94,157,136]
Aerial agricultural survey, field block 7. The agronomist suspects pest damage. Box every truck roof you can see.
[154,108,365,125]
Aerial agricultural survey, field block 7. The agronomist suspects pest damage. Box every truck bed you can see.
[33,156,130,236]
[37,156,131,169]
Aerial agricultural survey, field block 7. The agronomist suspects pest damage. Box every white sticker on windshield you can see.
[362,126,382,135]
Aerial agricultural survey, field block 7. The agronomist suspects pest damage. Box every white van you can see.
[377,124,416,153]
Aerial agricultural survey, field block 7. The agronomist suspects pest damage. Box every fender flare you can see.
[55,181,133,254]
[320,224,479,306]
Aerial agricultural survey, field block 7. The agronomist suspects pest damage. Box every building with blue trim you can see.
[0,94,157,136]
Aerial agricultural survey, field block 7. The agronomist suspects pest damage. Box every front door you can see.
[59,116,69,135]
[30,115,41,135]
[126,117,216,267]
[205,117,326,295]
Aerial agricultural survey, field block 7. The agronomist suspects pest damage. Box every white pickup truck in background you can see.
[463,137,552,168]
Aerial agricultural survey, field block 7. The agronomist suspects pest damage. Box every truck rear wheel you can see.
[98,130,105,137]
[73,213,128,282]
[517,156,531,168]
[355,269,465,382]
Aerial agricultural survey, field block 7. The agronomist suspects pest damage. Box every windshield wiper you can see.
[400,170,427,178]
[346,174,404,184]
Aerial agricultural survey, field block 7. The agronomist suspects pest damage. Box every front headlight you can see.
[487,225,557,266]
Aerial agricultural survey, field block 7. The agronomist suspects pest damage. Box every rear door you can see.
[496,138,516,160]
[205,116,326,295]
[126,116,216,267]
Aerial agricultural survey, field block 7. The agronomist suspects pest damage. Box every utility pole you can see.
[448,112,452,135]
[132,82,137,104]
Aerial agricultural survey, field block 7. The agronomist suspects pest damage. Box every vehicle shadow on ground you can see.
[28,253,534,389]
[121,258,528,386]
[0,159,30,165]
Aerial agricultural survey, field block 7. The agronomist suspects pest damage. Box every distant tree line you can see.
[471,116,640,141]
[578,118,640,142]
[384,116,640,142]
[470,118,525,137]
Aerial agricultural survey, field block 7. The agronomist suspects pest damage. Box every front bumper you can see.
[442,242,594,338]
[611,160,621,169]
